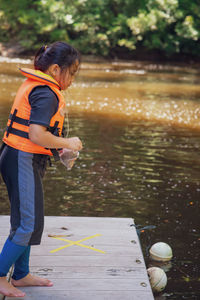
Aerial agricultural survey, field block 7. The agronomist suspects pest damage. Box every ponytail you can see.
[34,45,47,67]
[34,42,80,72]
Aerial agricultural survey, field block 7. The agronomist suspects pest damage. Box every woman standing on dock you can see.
[0,41,82,297]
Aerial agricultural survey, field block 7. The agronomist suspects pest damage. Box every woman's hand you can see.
[65,137,82,151]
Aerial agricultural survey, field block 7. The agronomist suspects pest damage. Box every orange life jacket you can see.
[3,68,66,158]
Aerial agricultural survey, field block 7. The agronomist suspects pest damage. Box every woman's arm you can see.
[29,124,82,151]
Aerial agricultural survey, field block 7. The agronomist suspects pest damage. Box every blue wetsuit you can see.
[0,86,58,279]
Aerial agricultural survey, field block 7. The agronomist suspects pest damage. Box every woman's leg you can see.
[12,246,31,280]
[0,239,28,277]
[0,146,52,293]
[12,245,52,287]
[11,152,53,287]
[0,238,26,297]
[0,146,27,296]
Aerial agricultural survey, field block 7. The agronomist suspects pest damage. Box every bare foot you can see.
[0,276,25,297]
[11,273,53,287]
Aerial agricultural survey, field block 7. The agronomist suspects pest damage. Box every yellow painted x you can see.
[50,234,106,254]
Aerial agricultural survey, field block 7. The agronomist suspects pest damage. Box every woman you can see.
[0,41,82,297]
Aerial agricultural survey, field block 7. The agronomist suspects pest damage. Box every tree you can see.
[0,0,200,58]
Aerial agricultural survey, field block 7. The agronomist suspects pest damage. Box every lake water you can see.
[0,57,200,299]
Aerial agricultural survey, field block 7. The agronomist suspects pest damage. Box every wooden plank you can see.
[0,231,138,242]
[6,290,153,300]
[43,216,134,226]
[14,278,150,291]
[0,216,137,234]
[29,245,141,256]
[0,227,138,239]
[0,236,140,248]
[30,265,147,279]
[0,215,10,223]
[29,255,145,268]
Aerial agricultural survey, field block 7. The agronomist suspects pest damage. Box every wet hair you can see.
[34,41,80,72]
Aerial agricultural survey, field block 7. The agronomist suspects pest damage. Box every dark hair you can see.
[34,41,80,72]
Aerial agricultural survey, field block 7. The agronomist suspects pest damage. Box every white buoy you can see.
[149,242,173,262]
[147,267,167,293]
[148,260,172,273]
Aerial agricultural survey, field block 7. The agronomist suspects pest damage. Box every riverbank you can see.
[1,41,200,66]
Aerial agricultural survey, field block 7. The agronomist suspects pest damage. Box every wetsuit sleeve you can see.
[28,86,58,128]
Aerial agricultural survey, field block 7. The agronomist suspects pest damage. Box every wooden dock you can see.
[0,216,154,300]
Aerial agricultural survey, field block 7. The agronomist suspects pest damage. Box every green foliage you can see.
[0,0,200,58]
[127,0,200,55]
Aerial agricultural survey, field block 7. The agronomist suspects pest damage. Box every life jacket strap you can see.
[47,121,60,161]
[8,113,29,126]
[6,108,18,137]
[62,125,67,137]
[50,149,60,161]
[6,110,29,139]
[6,127,29,139]
[48,121,59,136]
